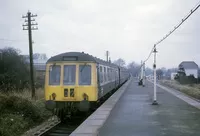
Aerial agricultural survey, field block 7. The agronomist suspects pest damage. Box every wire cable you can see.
[0,38,25,42]
[142,1,200,65]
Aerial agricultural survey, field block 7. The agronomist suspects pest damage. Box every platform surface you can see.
[98,80,200,136]
[70,80,131,136]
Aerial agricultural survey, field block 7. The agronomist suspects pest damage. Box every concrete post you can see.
[152,48,158,105]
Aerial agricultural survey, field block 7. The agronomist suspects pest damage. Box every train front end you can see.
[45,53,98,118]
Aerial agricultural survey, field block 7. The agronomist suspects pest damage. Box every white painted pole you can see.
[141,61,143,80]
[152,48,158,105]
[143,62,145,87]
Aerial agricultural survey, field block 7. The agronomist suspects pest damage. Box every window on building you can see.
[49,65,61,85]
[63,65,76,85]
[79,65,91,85]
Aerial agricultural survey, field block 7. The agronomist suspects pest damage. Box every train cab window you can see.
[49,65,61,85]
[79,65,91,85]
[63,65,76,85]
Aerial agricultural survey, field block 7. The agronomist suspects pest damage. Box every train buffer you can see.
[70,78,200,136]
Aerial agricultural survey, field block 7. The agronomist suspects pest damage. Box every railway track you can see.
[41,123,78,136]
[34,115,88,136]
[34,83,125,136]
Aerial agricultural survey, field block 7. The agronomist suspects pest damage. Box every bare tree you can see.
[113,58,126,67]
[156,69,164,80]
[127,61,140,77]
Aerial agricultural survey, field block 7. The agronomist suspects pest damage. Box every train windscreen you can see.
[79,65,91,85]
[49,65,61,85]
[63,65,76,85]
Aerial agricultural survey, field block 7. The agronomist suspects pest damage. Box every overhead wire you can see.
[142,1,200,65]
[0,38,26,42]
[137,1,200,74]
[0,38,59,56]
[155,1,200,47]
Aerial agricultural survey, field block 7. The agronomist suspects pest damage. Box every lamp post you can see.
[152,47,158,105]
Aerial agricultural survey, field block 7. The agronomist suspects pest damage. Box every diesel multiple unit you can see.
[45,52,130,119]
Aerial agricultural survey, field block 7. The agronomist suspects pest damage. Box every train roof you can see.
[47,52,127,69]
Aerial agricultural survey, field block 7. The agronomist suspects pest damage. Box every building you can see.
[178,61,198,78]
[22,54,48,84]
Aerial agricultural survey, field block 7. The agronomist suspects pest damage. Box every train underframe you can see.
[46,100,100,121]
[46,79,128,121]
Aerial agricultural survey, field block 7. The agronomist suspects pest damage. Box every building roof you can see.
[179,61,198,69]
[21,54,47,71]
[47,52,125,69]
[22,54,48,64]
[34,63,46,71]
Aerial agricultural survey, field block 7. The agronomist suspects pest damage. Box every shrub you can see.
[0,47,30,92]
[0,94,51,136]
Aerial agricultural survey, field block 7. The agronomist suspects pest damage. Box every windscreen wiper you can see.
[80,63,87,72]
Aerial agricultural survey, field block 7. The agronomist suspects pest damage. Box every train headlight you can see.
[83,93,88,100]
[52,93,56,100]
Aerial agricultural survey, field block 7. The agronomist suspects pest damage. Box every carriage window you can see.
[63,65,76,85]
[100,66,103,83]
[49,65,61,85]
[110,69,113,81]
[104,67,107,82]
[108,68,111,81]
[79,65,91,85]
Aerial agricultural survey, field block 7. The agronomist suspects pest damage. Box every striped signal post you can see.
[152,47,158,105]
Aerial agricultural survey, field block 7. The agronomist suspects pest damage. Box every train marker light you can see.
[52,93,56,100]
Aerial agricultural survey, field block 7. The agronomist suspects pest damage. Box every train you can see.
[45,52,130,120]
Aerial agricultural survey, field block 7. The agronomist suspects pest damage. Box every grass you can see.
[11,88,45,100]
[160,80,200,100]
[0,88,52,136]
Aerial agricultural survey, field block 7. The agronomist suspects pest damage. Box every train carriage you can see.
[45,52,129,119]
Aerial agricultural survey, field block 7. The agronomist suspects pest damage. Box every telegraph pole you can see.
[106,51,109,62]
[109,57,111,63]
[152,47,158,105]
[22,11,38,99]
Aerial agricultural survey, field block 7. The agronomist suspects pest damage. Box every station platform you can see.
[99,80,200,136]
[70,79,200,136]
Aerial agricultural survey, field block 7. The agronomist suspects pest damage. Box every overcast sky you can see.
[0,0,200,68]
